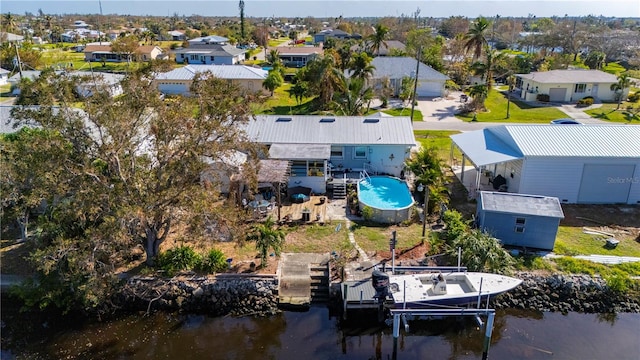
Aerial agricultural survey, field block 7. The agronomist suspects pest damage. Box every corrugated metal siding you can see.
[246,115,415,146]
[520,157,640,204]
[498,125,640,158]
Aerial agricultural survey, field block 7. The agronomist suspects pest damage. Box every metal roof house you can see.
[244,114,415,194]
[173,43,246,65]
[451,125,640,204]
[477,191,564,251]
[153,65,268,95]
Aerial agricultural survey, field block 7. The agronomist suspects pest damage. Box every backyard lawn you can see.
[457,89,567,123]
[381,107,423,121]
[351,222,425,253]
[413,130,461,160]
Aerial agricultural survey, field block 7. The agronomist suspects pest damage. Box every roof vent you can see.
[320,118,335,123]
[276,117,292,122]
[363,118,380,123]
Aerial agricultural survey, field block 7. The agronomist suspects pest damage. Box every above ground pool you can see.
[358,176,414,223]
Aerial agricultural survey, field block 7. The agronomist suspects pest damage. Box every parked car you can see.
[550,118,583,125]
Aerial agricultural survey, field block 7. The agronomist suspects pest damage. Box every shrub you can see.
[442,209,468,242]
[156,245,202,275]
[628,92,639,103]
[536,93,550,102]
[577,96,594,107]
[361,206,374,221]
[199,248,229,273]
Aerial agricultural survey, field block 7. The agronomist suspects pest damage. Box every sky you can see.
[1,0,639,18]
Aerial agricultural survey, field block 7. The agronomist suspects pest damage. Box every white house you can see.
[243,113,416,194]
[0,68,9,85]
[515,69,628,103]
[173,43,246,65]
[153,65,268,95]
[8,70,124,98]
[451,125,640,205]
[360,57,449,98]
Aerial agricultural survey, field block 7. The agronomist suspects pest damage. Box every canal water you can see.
[2,303,639,359]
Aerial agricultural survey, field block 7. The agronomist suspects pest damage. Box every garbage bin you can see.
[302,210,311,222]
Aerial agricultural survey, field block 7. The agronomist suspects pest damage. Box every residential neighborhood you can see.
[1,6,640,358]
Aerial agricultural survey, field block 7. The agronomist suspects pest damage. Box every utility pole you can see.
[239,0,246,41]
[14,43,23,79]
[409,46,421,123]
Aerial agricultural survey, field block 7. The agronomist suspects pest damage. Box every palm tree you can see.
[246,216,285,267]
[368,24,389,56]
[448,229,513,273]
[302,52,345,108]
[348,52,375,81]
[610,73,632,110]
[464,17,491,60]
[266,49,280,65]
[332,77,374,115]
[405,146,446,215]
[469,46,507,93]
[2,13,18,34]
[468,83,488,111]
[506,74,516,119]
[262,71,283,96]
[288,81,308,105]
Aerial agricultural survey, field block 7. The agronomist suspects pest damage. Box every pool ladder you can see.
[360,169,371,184]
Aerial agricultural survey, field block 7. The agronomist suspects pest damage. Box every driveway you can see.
[411,91,609,131]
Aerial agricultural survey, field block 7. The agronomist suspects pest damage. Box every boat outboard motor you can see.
[372,270,390,302]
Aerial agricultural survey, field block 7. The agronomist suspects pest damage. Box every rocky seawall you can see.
[114,276,279,317]
[492,272,640,313]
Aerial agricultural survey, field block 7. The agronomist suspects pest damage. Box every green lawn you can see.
[351,222,425,252]
[283,221,350,253]
[554,226,640,257]
[585,103,640,123]
[413,130,461,160]
[0,84,11,98]
[457,89,567,123]
[253,83,317,115]
[381,108,423,121]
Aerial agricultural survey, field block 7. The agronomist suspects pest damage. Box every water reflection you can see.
[2,303,639,360]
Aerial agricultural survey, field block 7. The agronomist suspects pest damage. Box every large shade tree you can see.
[7,65,261,313]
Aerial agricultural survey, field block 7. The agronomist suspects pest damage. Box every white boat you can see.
[375,271,522,308]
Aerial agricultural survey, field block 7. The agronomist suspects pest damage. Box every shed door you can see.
[578,164,635,204]
[548,88,567,102]
[416,81,443,97]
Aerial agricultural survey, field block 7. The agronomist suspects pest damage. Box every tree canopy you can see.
[4,64,262,314]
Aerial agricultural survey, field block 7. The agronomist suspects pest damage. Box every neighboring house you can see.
[0,32,24,43]
[360,57,449,98]
[201,151,248,194]
[354,40,406,56]
[74,20,90,29]
[154,65,268,95]
[168,30,186,41]
[313,29,358,44]
[515,69,628,103]
[84,44,165,62]
[0,68,9,85]
[477,191,564,251]
[187,35,230,45]
[173,43,246,65]
[276,46,323,68]
[451,125,640,205]
[243,113,415,194]
[135,45,166,61]
[8,70,124,97]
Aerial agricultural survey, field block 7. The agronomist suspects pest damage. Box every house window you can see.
[330,146,343,159]
[354,146,367,159]
[210,56,215,61]
[189,54,199,61]
[515,217,526,225]
[574,84,586,93]
[290,161,307,177]
[515,226,525,233]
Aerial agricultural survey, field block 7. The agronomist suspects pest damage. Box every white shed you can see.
[451,125,640,204]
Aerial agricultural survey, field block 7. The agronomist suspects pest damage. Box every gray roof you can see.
[155,65,268,81]
[0,68,9,75]
[188,35,229,44]
[0,32,24,41]
[269,143,330,159]
[451,125,640,166]
[245,114,415,146]
[176,44,245,57]
[517,69,618,84]
[368,57,449,81]
[479,191,565,218]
